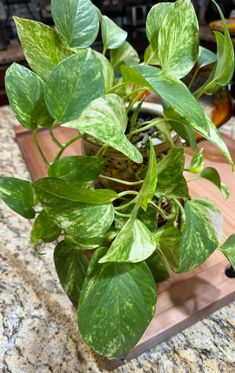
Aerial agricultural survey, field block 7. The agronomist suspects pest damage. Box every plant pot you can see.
[82,103,180,191]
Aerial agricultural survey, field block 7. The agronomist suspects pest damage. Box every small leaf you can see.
[54,240,88,305]
[186,149,204,173]
[146,254,170,283]
[30,210,61,244]
[45,50,105,123]
[99,219,156,263]
[48,156,106,181]
[220,234,235,269]
[33,177,117,205]
[5,63,53,129]
[0,176,35,219]
[101,15,127,50]
[200,167,229,199]
[14,17,72,80]
[78,259,156,358]
[179,199,219,272]
[64,94,143,163]
[110,41,140,72]
[158,0,199,78]
[51,0,99,48]
[94,51,114,91]
[144,45,160,65]
[198,46,217,69]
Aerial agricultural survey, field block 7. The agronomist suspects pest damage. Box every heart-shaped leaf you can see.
[220,234,235,269]
[64,94,143,163]
[0,176,35,219]
[48,156,106,181]
[198,46,217,69]
[158,0,199,79]
[14,17,72,80]
[5,63,53,129]
[78,248,156,358]
[30,210,61,244]
[54,240,88,305]
[51,0,99,48]
[45,50,105,123]
[200,167,229,199]
[99,218,156,263]
[101,15,127,50]
[33,178,117,205]
[110,41,140,72]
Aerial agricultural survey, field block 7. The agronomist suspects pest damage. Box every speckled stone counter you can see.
[0,105,235,373]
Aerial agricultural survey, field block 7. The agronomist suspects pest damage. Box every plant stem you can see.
[115,198,137,211]
[33,129,49,166]
[99,174,144,186]
[188,66,200,90]
[173,198,186,230]
[49,128,64,149]
[117,191,139,199]
[150,201,173,220]
[128,122,154,137]
[55,134,82,160]
[126,91,146,115]
[96,144,108,157]
[114,211,131,218]
[107,81,128,94]
[124,87,146,100]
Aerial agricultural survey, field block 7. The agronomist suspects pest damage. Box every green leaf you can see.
[198,46,217,68]
[110,41,140,72]
[51,0,99,48]
[33,177,117,204]
[153,225,181,272]
[64,94,143,163]
[220,234,235,269]
[78,258,156,358]
[94,51,114,91]
[137,205,157,232]
[186,149,204,173]
[54,240,88,305]
[146,253,170,283]
[5,63,53,129]
[30,210,61,244]
[200,167,229,199]
[99,218,156,263]
[144,45,160,65]
[65,230,117,249]
[0,176,35,219]
[166,176,189,199]
[14,17,72,81]
[158,0,199,79]
[101,15,127,50]
[168,117,196,148]
[48,156,106,181]
[146,2,173,51]
[179,199,219,272]
[45,50,105,123]
[122,65,209,136]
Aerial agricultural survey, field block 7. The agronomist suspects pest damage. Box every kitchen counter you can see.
[0,105,235,373]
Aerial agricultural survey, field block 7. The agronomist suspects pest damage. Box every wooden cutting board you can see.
[15,126,235,370]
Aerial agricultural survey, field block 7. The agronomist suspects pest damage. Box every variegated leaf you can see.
[110,41,140,72]
[220,234,235,269]
[64,94,143,163]
[158,0,199,78]
[30,210,61,244]
[51,0,99,48]
[78,248,156,358]
[94,51,114,91]
[198,46,217,68]
[146,254,170,283]
[99,219,156,263]
[101,15,127,50]
[14,17,71,80]
[146,2,172,50]
[5,63,53,129]
[45,50,105,123]
[144,45,160,65]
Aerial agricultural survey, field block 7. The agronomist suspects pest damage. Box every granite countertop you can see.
[0,105,235,373]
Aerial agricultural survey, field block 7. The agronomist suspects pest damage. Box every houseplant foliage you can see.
[1,0,235,358]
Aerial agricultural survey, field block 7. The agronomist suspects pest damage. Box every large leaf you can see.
[220,234,235,269]
[158,0,199,79]
[179,199,219,272]
[198,46,217,69]
[48,156,106,182]
[94,51,114,91]
[110,41,140,72]
[99,218,156,263]
[0,176,35,219]
[51,0,99,48]
[54,240,88,305]
[64,94,143,163]
[122,65,209,136]
[101,15,127,50]
[5,63,53,129]
[45,50,105,123]
[146,2,172,51]
[78,249,156,358]
[14,17,71,81]
[30,210,61,244]
[33,178,117,205]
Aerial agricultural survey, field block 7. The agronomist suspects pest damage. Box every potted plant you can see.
[1,0,235,360]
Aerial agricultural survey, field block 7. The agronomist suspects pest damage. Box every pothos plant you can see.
[1,0,235,359]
